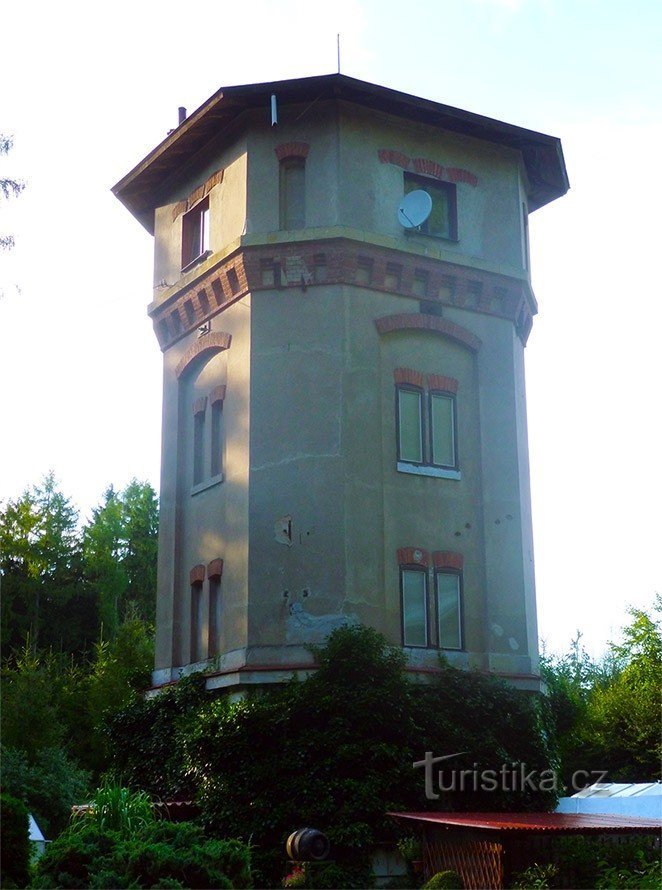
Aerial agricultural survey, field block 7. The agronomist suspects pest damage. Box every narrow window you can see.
[280,158,305,229]
[430,392,457,469]
[190,581,204,662]
[208,576,221,658]
[211,400,223,478]
[401,568,428,647]
[404,173,457,240]
[193,410,205,485]
[397,387,423,464]
[436,571,462,650]
[522,201,530,270]
[181,197,210,270]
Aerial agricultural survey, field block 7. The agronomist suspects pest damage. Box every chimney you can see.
[178,106,187,126]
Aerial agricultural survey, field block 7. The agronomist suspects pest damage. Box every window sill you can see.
[405,230,459,244]
[397,462,461,480]
[181,250,212,275]
[191,473,223,497]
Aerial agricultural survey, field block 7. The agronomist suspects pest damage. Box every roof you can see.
[113,73,569,233]
[389,811,662,834]
[29,814,45,842]
[572,782,662,799]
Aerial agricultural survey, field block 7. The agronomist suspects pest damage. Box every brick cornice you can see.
[394,368,424,388]
[275,142,310,161]
[207,558,223,580]
[190,564,206,585]
[428,374,459,393]
[149,237,534,352]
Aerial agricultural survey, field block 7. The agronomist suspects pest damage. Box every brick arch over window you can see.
[274,141,310,161]
[375,314,481,353]
[176,332,232,379]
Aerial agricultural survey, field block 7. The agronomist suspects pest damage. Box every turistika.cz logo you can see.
[413,751,607,799]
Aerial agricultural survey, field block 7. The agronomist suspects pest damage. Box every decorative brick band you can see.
[397,547,429,567]
[150,238,534,352]
[427,374,459,393]
[375,314,482,353]
[394,368,425,388]
[275,142,310,161]
[207,558,223,580]
[433,551,464,571]
[209,385,226,405]
[378,149,478,187]
[176,332,232,378]
[172,168,224,221]
[192,396,207,416]
[190,564,206,585]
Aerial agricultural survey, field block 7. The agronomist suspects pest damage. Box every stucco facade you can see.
[113,74,568,693]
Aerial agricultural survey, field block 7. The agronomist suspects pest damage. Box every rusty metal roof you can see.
[389,811,662,833]
[113,73,569,233]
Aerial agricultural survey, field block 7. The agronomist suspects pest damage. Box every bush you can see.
[32,819,252,889]
[0,793,31,888]
[1,745,89,837]
[422,871,463,889]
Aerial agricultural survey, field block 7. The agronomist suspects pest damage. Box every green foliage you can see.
[70,782,155,837]
[397,836,422,862]
[422,871,463,889]
[109,625,557,887]
[32,819,252,889]
[0,793,31,888]
[510,863,558,889]
[0,746,90,838]
[542,598,662,785]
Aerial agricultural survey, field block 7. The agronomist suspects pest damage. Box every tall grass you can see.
[71,781,155,835]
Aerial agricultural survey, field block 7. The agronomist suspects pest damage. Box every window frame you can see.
[434,569,464,651]
[181,196,210,272]
[396,384,424,466]
[403,172,458,241]
[428,388,458,471]
[400,565,430,648]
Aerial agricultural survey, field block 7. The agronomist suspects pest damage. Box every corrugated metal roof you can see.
[389,811,662,833]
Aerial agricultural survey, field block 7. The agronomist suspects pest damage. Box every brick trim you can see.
[378,149,478,187]
[397,547,429,567]
[150,239,533,351]
[175,332,232,378]
[275,142,310,161]
[432,551,464,571]
[209,385,226,405]
[427,374,459,393]
[189,564,206,585]
[172,168,224,221]
[375,314,482,352]
[192,396,207,416]
[394,368,425,388]
[207,558,223,580]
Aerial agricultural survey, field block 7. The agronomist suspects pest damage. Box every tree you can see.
[0,134,24,253]
[0,472,90,657]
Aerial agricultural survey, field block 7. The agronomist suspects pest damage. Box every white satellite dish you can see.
[397,189,432,229]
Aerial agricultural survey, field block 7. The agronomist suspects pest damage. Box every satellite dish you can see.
[397,189,432,229]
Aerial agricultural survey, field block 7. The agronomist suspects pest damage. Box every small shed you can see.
[389,811,661,889]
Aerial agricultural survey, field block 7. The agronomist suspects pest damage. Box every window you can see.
[279,158,305,229]
[404,173,457,240]
[436,571,462,650]
[401,568,428,647]
[190,580,204,662]
[181,197,210,270]
[208,575,221,658]
[210,399,223,478]
[193,407,205,486]
[395,371,459,478]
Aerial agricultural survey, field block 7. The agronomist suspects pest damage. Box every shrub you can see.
[422,871,463,889]
[32,819,252,889]
[1,745,90,838]
[510,863,558,889]
[0,793,31,888]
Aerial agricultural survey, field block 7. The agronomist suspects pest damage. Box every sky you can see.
[1,0,660,658]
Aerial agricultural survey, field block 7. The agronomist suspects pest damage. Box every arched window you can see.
[279,157,305,230]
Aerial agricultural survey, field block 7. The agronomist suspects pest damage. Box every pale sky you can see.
[1,0,660,657]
